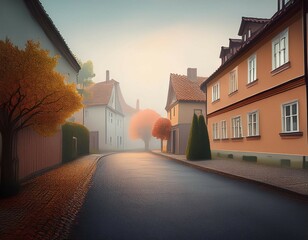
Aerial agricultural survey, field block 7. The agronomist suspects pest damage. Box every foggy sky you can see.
[40,0,277,116]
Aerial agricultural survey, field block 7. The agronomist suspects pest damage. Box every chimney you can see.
[136,99,140,111]
[187,68,197,82]
[106,70,110,82]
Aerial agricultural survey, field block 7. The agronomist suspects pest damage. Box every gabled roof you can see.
[24,0,80,71]
[84,80,115,107]
[84,79,137,115]
[116,83,138,115]
[166,73,207,110]
[229,38,243,48]
[238,17,270,36]
[201,0,300,90]
[219,46,229,58]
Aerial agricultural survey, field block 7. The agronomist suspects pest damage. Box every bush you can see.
[198,115,211,160]
[62,122,89,163]
[186,114,200,160]
[186,114,211,161]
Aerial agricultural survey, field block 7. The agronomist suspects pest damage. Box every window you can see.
[221,120,227,139]
[248,29,252,38]
[194,109,202,116]
[272,29,289,70]
[229,69,238,94]
[169,110,172,120]
[279,0,291,10]
[109,112,113,123]
[232,116,243,138]
[247,111,259,136]
[213,123,219,140]
[212,82,220,102]
[282,101,299,133]
[248,55,257,83]
[173,107,176,117]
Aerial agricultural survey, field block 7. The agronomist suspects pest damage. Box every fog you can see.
[40,0,277,117]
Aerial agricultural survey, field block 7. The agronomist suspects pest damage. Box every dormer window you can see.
[248,29,251,38]
[243,34,247,42]
[278,0,291,11]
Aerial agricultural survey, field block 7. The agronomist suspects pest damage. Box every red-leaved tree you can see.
[152,118,171,150]
[129,109,160,150]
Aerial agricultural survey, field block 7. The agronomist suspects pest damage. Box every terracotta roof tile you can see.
[170,74,207,102]
[84,81,114,106]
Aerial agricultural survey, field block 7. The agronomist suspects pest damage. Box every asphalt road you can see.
[70,152,308,240]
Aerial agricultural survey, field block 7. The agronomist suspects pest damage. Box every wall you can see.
[207,11,304,115]
[168,104,179,126]
[18,128,62,180]
[0,0,78,83]
[208,84,307,156]
[84,106,106,151]
[179,102,206,124]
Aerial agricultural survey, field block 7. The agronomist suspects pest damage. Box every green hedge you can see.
[62,122,89,163]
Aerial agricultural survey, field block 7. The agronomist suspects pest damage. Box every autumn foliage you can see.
[129,109,160,150]
[0,39,82,195]
[152,118,171,140]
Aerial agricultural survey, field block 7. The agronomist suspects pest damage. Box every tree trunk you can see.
[160,140,163,152]
[144,140,149,151]
[0,129,19,197]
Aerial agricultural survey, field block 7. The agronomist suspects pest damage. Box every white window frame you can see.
[212,82,220,102]
[248,29,252,38]
[281,100,299,133]
[272,29,289,70]
[213,122,219,140]
[229,68,238,94]
[110,112,113,123]
[247,111,259,137]
[248,54,257,83]
[231,116,243,138]
[221,120,227,139]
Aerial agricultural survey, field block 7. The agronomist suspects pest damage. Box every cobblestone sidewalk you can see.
[0,154,102,240]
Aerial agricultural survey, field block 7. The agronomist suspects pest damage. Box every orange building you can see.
[200,0,308,168]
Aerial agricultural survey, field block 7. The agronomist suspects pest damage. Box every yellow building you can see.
[165,68,206,154]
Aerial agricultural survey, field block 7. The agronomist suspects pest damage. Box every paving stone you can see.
[0,154,102,240]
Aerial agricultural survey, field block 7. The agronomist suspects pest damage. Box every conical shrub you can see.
[186,113,200,160]
[198,114,211,160]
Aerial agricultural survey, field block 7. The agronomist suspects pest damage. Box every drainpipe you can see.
[303,0,308,140]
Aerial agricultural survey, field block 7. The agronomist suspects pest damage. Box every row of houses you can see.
[166,0,308,169]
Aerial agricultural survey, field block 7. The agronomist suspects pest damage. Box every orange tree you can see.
[152,117,171,150]
[129,109,160,150]
[0,39,82,195]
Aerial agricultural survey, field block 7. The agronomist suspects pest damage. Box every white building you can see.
[0,0,80,179]
[0,0,80,83]
[82,71,148,152]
